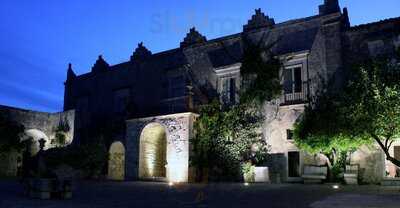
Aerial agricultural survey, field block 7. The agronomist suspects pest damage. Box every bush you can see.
[44,141,107,179]
[242,162,255,183]
[52,132,67,147]
[191,101,267,181]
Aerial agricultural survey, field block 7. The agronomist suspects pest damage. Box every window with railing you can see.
[281,66,308,105]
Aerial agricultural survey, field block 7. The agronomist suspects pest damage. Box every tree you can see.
[239,35,281,105]
[191,33,281,181]
[294,56,400,174]
[192,100,266,180]
[0,114,25,154]
[346,58,400,167]
[293,89,370,177]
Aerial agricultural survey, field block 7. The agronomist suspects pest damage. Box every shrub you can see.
[44,141,107,178]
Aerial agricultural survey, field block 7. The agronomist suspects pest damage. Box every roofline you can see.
[349,16,400,31]
[70,13,331,78]
[0,104,73,115]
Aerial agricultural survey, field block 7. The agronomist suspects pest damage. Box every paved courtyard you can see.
[0,180,399,208]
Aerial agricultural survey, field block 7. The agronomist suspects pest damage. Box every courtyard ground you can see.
[0,180,399,208]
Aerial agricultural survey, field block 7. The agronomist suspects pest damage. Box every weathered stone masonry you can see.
[0,105,75,176]
[42,0,400,182]
[1,0,399,182]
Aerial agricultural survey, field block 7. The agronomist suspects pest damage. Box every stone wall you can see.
[58,2,399,184]
[350,146,385,184]
[386,140,400,178]
[0,151,20,177]
[0,105,75,177]
[125,112,196,182]
[0,105,75,148]
[344,17,400,66]
[263,102,306,182]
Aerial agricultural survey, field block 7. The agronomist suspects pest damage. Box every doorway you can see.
[138,123,167,180]
[288,151,300,178]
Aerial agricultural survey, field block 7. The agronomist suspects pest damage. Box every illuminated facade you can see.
[59,0,400,183]
[126,113,196,183]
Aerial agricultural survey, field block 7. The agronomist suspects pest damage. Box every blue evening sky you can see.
[0,0,399,112]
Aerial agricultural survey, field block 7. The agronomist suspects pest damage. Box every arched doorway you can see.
[22,129,50,156]
[108,141,125,180]
[138,123,167,180]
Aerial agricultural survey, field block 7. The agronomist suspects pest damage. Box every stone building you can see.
[63,0,400,183]
[1,0,399,183]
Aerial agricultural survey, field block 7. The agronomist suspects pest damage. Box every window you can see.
[393,35,400,49]
[168,75,186,98]
[283,66,302,94]
[221,77,236,104]
[287,129,294,140]
[113,88,130,114]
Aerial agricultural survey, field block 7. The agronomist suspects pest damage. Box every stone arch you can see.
[22,129,50,156]
[107,141,126,180]
[138,122,167,180]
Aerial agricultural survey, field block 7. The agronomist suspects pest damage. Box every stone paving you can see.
[0,180,399,208]
[310,193,400,208]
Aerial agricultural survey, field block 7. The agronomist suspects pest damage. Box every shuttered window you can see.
[284,67,302,94]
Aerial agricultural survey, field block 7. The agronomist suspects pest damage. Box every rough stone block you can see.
[254,167,270,183]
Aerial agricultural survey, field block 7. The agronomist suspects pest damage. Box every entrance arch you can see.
[138,123,167,180]
[108,141,125,180]
[22,129,50,156]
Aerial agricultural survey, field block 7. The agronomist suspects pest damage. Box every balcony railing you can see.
[280,82,309,106]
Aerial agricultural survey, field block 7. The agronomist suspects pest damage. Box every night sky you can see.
[0,0,399,112]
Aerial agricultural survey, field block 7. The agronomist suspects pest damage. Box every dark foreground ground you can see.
[0,180,399,208]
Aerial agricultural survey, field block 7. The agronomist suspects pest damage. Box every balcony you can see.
[280,81,309,106]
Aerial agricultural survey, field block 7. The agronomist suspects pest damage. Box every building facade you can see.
[3,0,398,182]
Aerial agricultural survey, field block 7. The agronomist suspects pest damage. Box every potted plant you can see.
[242,161,255,183]
[251,141,270,183]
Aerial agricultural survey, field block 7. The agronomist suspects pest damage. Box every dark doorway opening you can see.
[288,151,300,178]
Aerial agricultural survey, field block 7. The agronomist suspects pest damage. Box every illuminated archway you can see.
[108,141,125,180]
[138,123,167,180]
[22,129,50,156]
